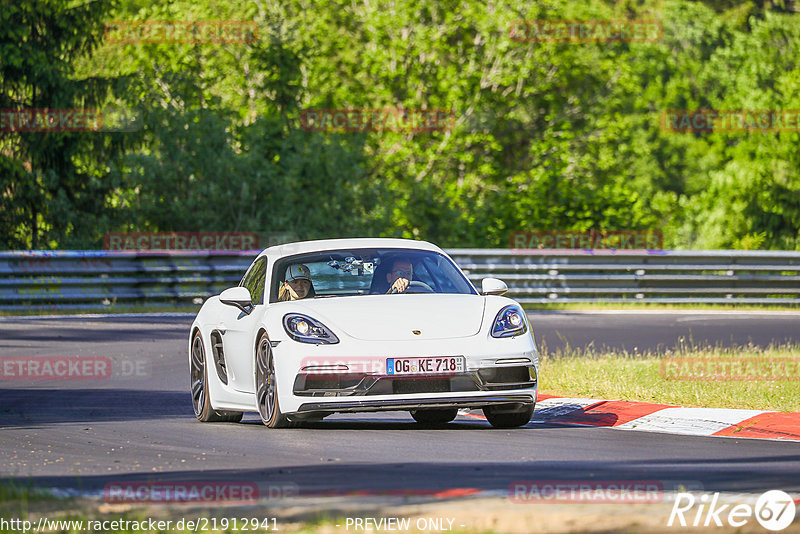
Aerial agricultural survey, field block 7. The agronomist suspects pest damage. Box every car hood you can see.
[284,294,486,341]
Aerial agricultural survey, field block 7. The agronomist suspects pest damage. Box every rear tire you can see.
[190,332,243,423]
[256,333,293,428]
[410,408,458,425]
[483,403,534,428]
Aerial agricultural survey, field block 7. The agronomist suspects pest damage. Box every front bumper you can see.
[292,365,537,396]
[270,323,539,415]
[295,394,536,415]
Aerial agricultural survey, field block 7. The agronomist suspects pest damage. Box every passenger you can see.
[279,264,313,301]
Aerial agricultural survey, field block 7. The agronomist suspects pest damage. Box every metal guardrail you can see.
[1,249,799,310]
[449,249,800,305]
[0,250,255,311]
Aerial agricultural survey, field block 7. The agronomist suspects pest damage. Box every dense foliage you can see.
[1,0,799,249]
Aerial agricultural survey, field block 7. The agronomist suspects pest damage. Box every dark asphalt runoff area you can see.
[1,312,799,497]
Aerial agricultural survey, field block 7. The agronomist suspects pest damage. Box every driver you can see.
[386,258,413,294]
[279,264,313,301]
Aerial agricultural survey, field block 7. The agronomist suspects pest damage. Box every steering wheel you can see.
[405,281,434,293]
[387,281,434,294]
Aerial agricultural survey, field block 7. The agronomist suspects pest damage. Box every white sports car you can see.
[189,238,539,428]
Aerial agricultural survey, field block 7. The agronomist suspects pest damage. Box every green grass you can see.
[540,342,800,412]
[0,480,56,502]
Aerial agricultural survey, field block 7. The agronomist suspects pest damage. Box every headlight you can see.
[491,305,527,338]
[283,313,339,344]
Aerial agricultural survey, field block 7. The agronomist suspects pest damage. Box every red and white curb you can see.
[469,395,800,442]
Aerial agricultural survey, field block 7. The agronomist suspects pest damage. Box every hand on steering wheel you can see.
[388,278,409,294]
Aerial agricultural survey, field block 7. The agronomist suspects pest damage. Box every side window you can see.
[240,257,267,305]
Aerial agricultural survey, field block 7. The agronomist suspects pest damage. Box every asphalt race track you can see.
[531,311,800,353]
[1,312,799,497]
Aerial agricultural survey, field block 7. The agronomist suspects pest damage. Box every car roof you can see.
[261,238,444,260]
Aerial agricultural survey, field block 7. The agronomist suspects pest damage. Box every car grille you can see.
[293,366,535,397]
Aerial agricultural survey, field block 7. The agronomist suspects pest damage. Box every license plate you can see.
[386,356,465,375]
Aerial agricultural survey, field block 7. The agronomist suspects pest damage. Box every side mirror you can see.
[481,277,508,296]
[219,286,253,314]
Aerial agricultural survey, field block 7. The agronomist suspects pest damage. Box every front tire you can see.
[410,408,458,425]
[483,403,534,429]
[256,333,292,428]
[190,332,243,423]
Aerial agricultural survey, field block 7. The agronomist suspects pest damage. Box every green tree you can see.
[0,0,137,249]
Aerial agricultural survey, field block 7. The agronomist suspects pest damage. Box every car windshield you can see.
[269,248,476,302]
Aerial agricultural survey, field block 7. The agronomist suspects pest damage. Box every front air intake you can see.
[210,330,228,385]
